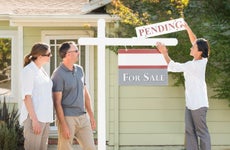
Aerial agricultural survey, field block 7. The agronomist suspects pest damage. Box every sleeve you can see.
[51,70,64,92]
[168,60,191,73]
[22,68,34,99]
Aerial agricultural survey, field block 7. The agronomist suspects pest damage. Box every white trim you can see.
[85,45,95,112]
[78,37,178,46]
[0,30,22,103]
[17,26,24,109]
[118,54,167,66]
[41,30,94,39]
[9,15,113,27]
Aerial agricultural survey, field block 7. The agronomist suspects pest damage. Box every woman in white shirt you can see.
[156,22,211,150]
[20,43,53,150]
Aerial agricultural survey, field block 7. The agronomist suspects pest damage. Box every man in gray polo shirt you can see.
[51,41,96,150]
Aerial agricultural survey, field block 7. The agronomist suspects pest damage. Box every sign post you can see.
[78,19,178,150]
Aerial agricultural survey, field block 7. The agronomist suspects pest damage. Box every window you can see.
[0,31,20,103]
[0,38,11,99]
[49,39,86,75]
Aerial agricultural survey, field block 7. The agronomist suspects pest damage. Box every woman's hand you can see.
[156,42,168,55]
[32,119,41,135]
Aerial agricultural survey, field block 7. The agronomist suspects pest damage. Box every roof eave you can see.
[9,14,114,27]
[0,15,11,20]
[81,0,112,14]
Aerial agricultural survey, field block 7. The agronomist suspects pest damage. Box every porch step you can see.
[48,138,81,145]
[49,126,58,138]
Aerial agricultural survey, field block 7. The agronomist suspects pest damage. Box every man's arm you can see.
[53,92,70,139]
[84,86,96,130]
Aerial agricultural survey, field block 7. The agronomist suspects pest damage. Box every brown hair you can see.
[23,43,49,67]
[59,41,76,59]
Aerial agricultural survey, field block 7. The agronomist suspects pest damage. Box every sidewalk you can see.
[48,145,230,150]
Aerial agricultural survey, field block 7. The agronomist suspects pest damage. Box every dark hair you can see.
[24,43,49,67]
[59,41,76,59]
[196,38,210,58]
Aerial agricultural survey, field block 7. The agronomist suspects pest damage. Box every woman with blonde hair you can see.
[20,43,53,150]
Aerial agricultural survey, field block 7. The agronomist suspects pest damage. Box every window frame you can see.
[0,30,21,103]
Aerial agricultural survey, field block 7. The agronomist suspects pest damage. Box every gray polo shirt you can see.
[51,63,86,116]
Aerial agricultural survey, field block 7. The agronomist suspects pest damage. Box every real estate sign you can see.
[135,18,185,38]
[118,49,168,86]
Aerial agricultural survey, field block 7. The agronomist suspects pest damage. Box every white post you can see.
[78,19,178,150]
[97,19,106,150]
[79,37,178,46]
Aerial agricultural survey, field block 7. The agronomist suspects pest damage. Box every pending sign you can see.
[135,18,185,38]
[118,49,168,86]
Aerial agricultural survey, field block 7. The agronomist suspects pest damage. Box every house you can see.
[0,0,230,149]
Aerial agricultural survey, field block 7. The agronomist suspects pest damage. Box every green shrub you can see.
[0,122,17,150]
[0,97,24,150]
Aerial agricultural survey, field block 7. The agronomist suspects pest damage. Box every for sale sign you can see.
[135,18,185,38]
[118,49,168,86]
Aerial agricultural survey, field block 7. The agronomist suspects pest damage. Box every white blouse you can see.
[168,58,209,110]
[20,61,53,125]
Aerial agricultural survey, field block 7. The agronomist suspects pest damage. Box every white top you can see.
[168,58,209,110]
[20,61,53,125]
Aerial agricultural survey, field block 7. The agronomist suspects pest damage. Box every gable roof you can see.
[0,0,111,15]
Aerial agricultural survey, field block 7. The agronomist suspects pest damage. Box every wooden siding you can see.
[107,50,230,146]
[23,27,84,54]
[2,22,230,147]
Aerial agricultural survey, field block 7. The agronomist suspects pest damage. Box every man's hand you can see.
[61,123,70,139]
[90,117,96,131]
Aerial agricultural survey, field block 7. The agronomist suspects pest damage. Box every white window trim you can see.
[0,30,21,103]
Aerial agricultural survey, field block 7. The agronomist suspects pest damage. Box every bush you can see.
[0,97,24,150]
[0,122,18,150]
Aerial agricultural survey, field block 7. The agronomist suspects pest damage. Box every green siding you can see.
[2,21,230,147]
[107,49,230,147]
[0,21,17,30]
